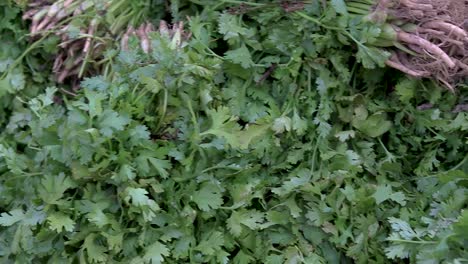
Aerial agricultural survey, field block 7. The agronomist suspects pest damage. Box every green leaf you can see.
[224,45,254,69]
[218,13,253,41]
[335,130,356,142]
[0,209,25,226]
[39,173,75,204]
[118,164,136,181]
[356,46,390,69]
[453,210,468,238]
[372,185,406,205]
[97,109,130,137]
[330,0,348,15]
[226,209,267,236]
[272,116,292,134]
[87,210,110,228]
[292,111,308,135]
[147,157,171,179]
[192,183,223,211]
[84,233,108,263]
[81,75,110,91]
[143,241,170,264]
[139,75,163,94]
[372,185,392,204]
[395,78,417,103]
[352,112,392,138]
[135,151,172,178]
[195,231,225,256]
[237,123,270,149]
[83,90,107,118]
[47,212,75,232]
[385,244,410,259]
[202,107,268,149]
[125,187,160,211]
[388,217,417,240]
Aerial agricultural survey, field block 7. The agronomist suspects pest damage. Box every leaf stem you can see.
[220,0,266,7]
[387,239,437,244]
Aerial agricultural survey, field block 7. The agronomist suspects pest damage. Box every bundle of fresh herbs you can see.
[21,0,165,85]
[0,1,467,263]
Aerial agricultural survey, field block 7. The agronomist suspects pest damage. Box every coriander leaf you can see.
[218,13,250,40]
[97,109,130,137]
[147,157,171,179]
[117,164,136,182]
[81,75,110,91]
[192,183,223,211]
[292,111,308,135]
[226,209,267,237]
[372,185,393,204]
[201,107,245,148]
[144,241,170,264]
[356,46,390,69]
[272,116,292,134]
[195,231,224,256]
[224,45,254,69]
[385,244,410,259]
[388,217,418,240]
[125,187,159,210]
[0,209,25,226]
[352,112,392,138]
[237,124,270,149]
[331,0,348,15]
[39,173,75,204]
[335,130,356,142]
[389,192,407,206]
[47,212,75,232]
[87,210,110,228]
[395,77,417,103]
[84,233,108,263]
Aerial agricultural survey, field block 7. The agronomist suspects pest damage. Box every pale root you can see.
[397,31,456,68]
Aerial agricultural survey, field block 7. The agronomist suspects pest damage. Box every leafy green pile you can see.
[0,1,467,263]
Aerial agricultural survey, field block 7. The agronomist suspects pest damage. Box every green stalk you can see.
[109,0,128,13]
[400,23,418,33]
[378,24,398,41]
[346,2,372,11]
[220,0,266,7]
[349,0,375,5]
[110,10,135,34]
[347,7,369,15]
[393,42,419,56]
[370,39,395,47]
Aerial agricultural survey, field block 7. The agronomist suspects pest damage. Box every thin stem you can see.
[387,239,437,245]
[221,0,266,7]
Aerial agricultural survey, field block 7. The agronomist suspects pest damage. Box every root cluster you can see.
[22,0,188,87]
[383,0,468,90]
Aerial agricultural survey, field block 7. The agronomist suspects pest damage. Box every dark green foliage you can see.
[0,1,467,263]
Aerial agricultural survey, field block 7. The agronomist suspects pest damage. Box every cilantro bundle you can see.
[0,1,467,263]
[344,0,468,91]
[20,0,165,85]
